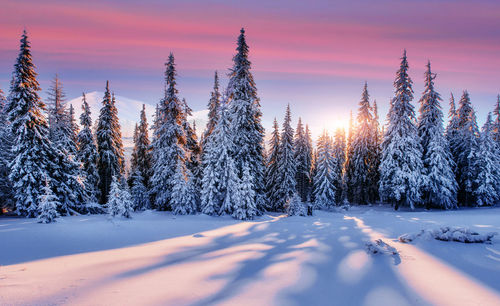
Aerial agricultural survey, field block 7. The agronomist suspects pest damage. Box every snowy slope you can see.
[1,206,500,305]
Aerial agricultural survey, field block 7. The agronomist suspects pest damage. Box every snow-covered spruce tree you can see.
[7,31,60,217]
[202,71,221,149]
[453,91,480,206]
[294,117,312,202]
[107,176,132,218]
[69,104,79,147]
[226,28,266,214]
[349,82,378,205]
[47,75,77,156]
[130,170,149,210]
[37,178,60,223]
[96,82,124,204]
[492,95,500,145]
[47,79,86,215]
[170,159,197,215]
[150,53,188,210]
[344,111,355,203]
[232,162,258,220]
[182,98,202,208]
[286,192,306,216]
[0,88,14,213]
[332,127,346,203]
[201,103,237,215]
[369,100,381,203]
[417,62,457,209]
[77,93,99,204]
[274,104,296,211]
[473,114,500,206]
[379,50,423,210]
[304,124,314,200]
[313,131,337,209]
[264,118,280,210]
[130,104,152,191]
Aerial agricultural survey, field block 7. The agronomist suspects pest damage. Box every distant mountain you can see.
[68,91,209,141]
[68,92,208,169]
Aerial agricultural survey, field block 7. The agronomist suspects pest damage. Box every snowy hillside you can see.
[68,92,209,139]
[1,206,500,305]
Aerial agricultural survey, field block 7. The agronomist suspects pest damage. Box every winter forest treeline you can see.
[0,29,499,223]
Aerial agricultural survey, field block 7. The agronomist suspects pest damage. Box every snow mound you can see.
[399,227,497,244]
[365,239,399,255]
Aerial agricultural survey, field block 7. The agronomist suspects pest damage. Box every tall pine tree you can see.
[453,91,480,205]
[473,113,500,206]
[0,88,13,213]
[150,53,188,210]
[379,50,423,210]
[313,131,337,209]
[226,28,266,215]
[294,117,312,202]
[274,104,296,211]
[492,95,500,145]
[332,127,346,203]
[417,62,457,209]
[77,93,99,203]
[349,82,378,204]
[264,118,280,210]
[202,71,221,149]
[7,31,59,217]
[96,82,124,204]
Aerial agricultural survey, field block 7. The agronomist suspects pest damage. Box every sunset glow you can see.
[1,0,499,137]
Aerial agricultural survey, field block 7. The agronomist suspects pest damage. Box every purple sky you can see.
[1,0,499,136]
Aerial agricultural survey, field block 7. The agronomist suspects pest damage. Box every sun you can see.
[323,117,350,135]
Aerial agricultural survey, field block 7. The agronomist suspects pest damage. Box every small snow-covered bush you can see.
[37,179,60,224]
[399,227,497,244]
[107,176,133,219]
[286,193,306,216]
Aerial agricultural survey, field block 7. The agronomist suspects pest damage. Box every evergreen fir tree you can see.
[226,28,266,215]
[294,117,312,202]
[304,124,314,201]
[0,88,14,213]
[286,192,306,217]
[130,104,152,191]
[130,170,149,210]
[344,111,355,203]
[264,118,280,209]
[182,98,202,208]
[150,53,187,210]
[332,127,346,203]
[349,82,377,204]
[417,62,457,209]
[369,100,381,203]
[274,104,296,211]
[202,71,221,148]
[77,93,99,204]
[379,50,423,210]
[47,75,77,155]
[473,113,500,206]
[313,131,337,209]
[107,176,132,218]
[37,178,60,224]
[232,162,258,220]
[68,104,79,148]
[7,31,60,217]
[96,82,124,204]
[453,91,480,205]
[170,159,197,215]
[492,94,500,145]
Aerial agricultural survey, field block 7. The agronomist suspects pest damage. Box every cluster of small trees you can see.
[1,30,499,223]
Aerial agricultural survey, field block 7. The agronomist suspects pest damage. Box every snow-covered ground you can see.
[1,206,500,305]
